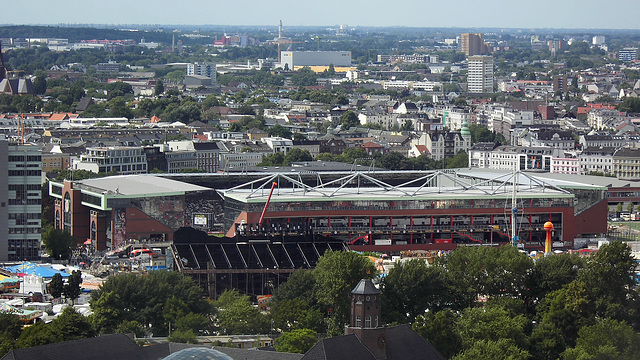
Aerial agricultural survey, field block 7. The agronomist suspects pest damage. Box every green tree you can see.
[525,253,585,313]
[273,269,316,302]
[15,321,56,349]
[212,289,270,335]
[627,202,634,213]
[562,319,640,360]
[259,152,286,166]
[618,97,640,113]
[154,79,164,96]
[529,322,566,360]
[33,70,47,95]
[339,110,360,130]
[453,339,531,360]
[445,150,469,168]
[115,320,146,338]
[64,270,82,303]
[413,310,463,359]
[313,251,376,336]
[175,313,210,334]
[455,306,529,350]
[41,226,74,260]
[268,124,292,139]
[578,241,639,322]
[90,271,209,335]
[50,307,96,342]
[270,298,324,333]
[381,259,462,323]
[284,148,313,165]
[168,329,198,344]
[274,329,318,354]
[291,67,317,87]
[616,202,623,214]
[437,245,532,307]
[0,313,22,358]
[48,273,65,299]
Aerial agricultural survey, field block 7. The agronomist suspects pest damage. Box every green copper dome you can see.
[461,121,471,136]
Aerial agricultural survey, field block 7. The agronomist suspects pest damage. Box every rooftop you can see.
[73,175,211,197]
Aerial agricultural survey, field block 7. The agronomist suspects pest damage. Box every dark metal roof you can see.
[351,279,380,295]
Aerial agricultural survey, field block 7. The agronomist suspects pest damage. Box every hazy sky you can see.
[4,0,640,29]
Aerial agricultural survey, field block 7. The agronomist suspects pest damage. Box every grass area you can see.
[610,221,640,231]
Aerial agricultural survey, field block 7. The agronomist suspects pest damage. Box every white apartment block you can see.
[586,109,627,130]
[78,147,147,175]
[579,148,614,175]
[442,108,472,131]
[467,56,494,93]
[358,112,399,130]
[551,157,580,175]
[262,137,293,154]
[187,62,216,83]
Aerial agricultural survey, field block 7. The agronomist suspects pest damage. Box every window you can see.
[355,315,361,327]
[365,315,372,328]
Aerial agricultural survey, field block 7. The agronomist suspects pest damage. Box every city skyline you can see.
[3,0,640,30]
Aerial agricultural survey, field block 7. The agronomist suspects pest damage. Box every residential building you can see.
[168,140,223,173]
[319,138,347,155]
[618,47,639,62]
[553,75,568,93]
[586,109,628,130]
[41,153,72,173]
[76,147,147,175]
[579,147,614,175]
[187,62,216,83]
[164,150,197,173]
[416,125,471,161]
[262,137,293,154]
[460,33,490,56]
[0,142,42,261]
[468,145,553,171]
[96,61,121,72]
[579,133,640,149]
[551,156,580,175]
[516,129,575,150]
[292,140,320,158]
[613,148,640,179]
[467,56,494,93]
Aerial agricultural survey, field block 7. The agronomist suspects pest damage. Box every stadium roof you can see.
[71,175,211,197]
[220,171,573,203]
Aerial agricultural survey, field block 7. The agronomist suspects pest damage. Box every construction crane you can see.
[273,20,303,65]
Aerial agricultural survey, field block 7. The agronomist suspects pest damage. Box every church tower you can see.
[345,278,387,359]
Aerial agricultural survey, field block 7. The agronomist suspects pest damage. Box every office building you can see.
[467,56,494,93]
[0,141,42,261]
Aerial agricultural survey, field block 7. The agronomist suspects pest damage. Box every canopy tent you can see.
[0,303,43,322]
[3,263,70,278]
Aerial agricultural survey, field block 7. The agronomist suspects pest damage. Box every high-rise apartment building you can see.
[553,75,568,93]
[187,62,216,83]
[0,141,42,261]
[467,56,494,93]
[460,33,490,56]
